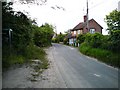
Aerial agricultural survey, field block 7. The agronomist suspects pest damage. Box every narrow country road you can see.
[3,43,119,88]
[48,43,118,88]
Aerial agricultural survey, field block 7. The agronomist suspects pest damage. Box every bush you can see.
[33,24,54,47]
[2,44,48,69]
[79,42,119,68]
[109,30,120,52]
[100,35,110,49]
[85,33,104,48]
[52,38,59,43]
[23,44,46,60]
[52,38,56,43]
[79,42,91,54]
[77,34,85,44]
[63,38,68,45]
[2,3,50,70]
[3,54,24,68]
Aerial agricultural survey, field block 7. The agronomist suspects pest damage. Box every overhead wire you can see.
[88,0,106,11]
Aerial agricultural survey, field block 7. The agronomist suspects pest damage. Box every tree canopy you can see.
[105,10,120,32]
[2,2,54,68]
[2,2,54,55]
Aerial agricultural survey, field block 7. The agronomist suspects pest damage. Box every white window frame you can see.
[74,31,76,34]
[78,30,83,34]
[78,30,80,34]
[90,28,95,34]
[80,30,83,34]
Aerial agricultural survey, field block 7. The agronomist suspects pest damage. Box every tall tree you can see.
[105,10,120,32]
[33,23,54,47]
[2,2,33,54]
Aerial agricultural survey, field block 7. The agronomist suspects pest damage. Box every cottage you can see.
[68,15,103,46]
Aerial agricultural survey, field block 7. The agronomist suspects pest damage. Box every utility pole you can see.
[118,1,120,11]
[86,0,89,31]
[54,25,57,37]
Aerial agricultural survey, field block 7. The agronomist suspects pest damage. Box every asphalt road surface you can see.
[3,43,119,88]
[49,43,118,88]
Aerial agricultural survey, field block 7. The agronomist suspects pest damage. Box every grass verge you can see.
[79,43,119,68]
[2,45,49,70]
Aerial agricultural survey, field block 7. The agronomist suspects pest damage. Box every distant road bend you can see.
[49,43,118,88]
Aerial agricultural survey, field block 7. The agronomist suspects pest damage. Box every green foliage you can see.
[23,44,46,60]
[98,30,120,52]
[78,31,120,68]
[85,33,103,48]
[108,30,120,52]
[52,38,56,43]
[80,31,120,51]
[3,54,25,68]
[24,45,49,69]
[2,2,51,69]
[52,38,59,43]
[52,33,66,43]
[33,23,54,47]
[105,10,120,32]
[2,45,48,69]
[77,10,120,67]
[100,35,110,50]
[2,2,33,55]
[77,34,85,44]
[57,32,66,42]
[63,38,68,45]
[79,43,119,68]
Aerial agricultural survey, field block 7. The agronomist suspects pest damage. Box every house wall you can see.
[71,30,79,37]
[69,19,102,46]
[69,38,76,45]
[76,30,78,36]
[69,38,74,45]
[83,19,102,34]
[71,30,83,37]
[71,31,74,36]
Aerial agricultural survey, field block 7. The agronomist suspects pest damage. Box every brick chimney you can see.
[84,15,87,22]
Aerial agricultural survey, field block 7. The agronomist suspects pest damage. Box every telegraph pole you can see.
[86,0,89,31]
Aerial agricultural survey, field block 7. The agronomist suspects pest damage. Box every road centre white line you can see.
[93,74,101,77]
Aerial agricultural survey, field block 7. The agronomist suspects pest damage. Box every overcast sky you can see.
[11,0,120,35]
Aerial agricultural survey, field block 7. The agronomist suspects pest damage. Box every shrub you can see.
[79,42,119,68]
[2,3,50,70]
[100,35,110,50]
[52,38,56,43]
[109,30,120,52]
[3,54,24,68]
[2,44,48,69]
[77,34,85,44]
[79,42,91,54]
[33,24,54,47]
[23,44,46,60]
[85,33,104,48]
[63,38,68,45]
[52,38,59,43]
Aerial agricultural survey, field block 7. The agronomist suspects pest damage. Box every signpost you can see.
[3,28,13,54]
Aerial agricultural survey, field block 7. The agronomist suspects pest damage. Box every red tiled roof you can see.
[71,19,103,31]
[71,22,86,31]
